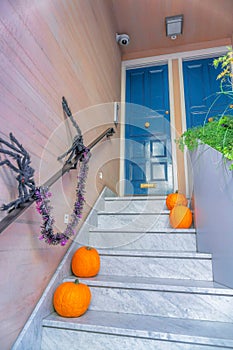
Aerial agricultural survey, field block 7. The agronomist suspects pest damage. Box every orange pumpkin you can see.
[169,205,192,229]
[166,191,188,210]
[71,246,100,277]
[53,279,91,317]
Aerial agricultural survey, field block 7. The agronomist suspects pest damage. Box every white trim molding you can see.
[122,46,228,68]
[168,59,178,191]
[119,65,126,197]
[178,57,190,197]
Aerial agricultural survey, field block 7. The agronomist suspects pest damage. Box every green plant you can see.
[176,116,233,170]
[213,47,233,84]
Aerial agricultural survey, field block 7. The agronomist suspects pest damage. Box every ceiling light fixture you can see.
[165,14,183,40]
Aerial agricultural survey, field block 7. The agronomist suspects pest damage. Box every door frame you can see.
[119,45,228,197]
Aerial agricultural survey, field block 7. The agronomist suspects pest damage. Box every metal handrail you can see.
[0,127,115,234]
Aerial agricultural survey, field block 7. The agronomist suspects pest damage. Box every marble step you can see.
[88,229,196,250]
[96,249,213,281]
[104,196,167,213]
[97,212,193,230]
[65,275,233,322]
[42,310,233,350]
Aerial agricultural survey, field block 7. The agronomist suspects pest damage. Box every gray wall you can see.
[191,144,233,288]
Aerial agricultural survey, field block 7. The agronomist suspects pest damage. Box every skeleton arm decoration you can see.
[0,132,35,211]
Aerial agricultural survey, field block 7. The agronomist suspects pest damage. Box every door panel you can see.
[183,56,233,128]
[151,162,167,180]
[129,71,146,105]
[148,67,168,113]
[125,64,173,196]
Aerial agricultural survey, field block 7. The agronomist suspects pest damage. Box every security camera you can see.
[116,33,130,46]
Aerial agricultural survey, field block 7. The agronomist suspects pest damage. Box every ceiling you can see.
[111,0,233,60]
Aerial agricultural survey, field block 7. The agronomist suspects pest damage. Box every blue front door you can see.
[183,56,233,128]
[125,64,173,196]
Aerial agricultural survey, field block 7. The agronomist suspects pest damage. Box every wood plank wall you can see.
[0,1,121,349]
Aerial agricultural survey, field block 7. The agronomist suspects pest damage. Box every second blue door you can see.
[125,64,173,196]
[183,56,233,128]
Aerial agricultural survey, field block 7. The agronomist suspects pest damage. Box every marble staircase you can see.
[41,196,233,349]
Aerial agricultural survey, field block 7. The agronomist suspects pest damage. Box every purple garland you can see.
[34,150,90,246]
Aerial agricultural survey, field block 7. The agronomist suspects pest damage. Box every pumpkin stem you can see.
[175,190,178,193]
[74,279,80,285]
[86,246,93,251]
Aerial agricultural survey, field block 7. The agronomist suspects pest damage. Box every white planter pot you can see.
[190,144,233,287]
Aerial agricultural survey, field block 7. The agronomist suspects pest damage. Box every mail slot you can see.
[140,183,156,188]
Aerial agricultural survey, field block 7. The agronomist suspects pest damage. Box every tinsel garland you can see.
[34,150,90,246]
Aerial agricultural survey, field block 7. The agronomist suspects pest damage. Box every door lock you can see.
[144,121,150,128]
